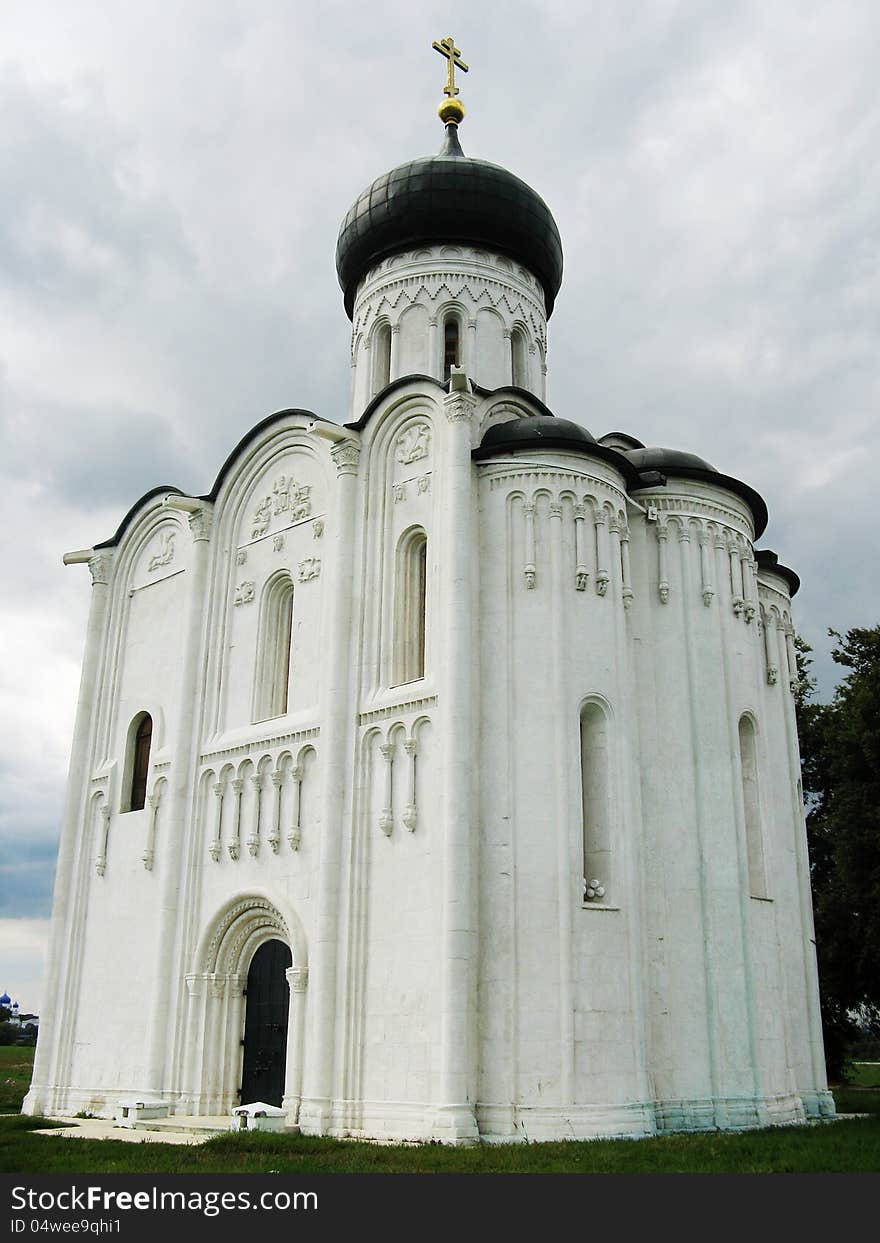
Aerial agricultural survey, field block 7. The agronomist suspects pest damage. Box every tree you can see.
[796,627,880,1078]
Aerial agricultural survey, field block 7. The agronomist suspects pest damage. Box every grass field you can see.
[3,1046,879,1174]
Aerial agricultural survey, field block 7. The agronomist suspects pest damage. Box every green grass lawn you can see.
[3,1047,879,1174]
[0,1045,36,1114]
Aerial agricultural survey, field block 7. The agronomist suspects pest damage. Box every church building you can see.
[24,41,834,1142]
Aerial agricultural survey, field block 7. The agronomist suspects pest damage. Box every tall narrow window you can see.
[130,713,152,812]
[393,528,427,685]
[373,322,391,394]
[739,714,767,898]
[580,702,611,903]
[255,573,294,721]
[443,315,460,382]
[511,328,528,388]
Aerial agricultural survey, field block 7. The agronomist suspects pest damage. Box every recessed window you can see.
[580,702,611,903]
[739,714,767,898]
[129,713,152,812]
[255,573,294,721]
[443,315,460,382]
[393,529,427,685]
[511,328,528,388]
[373,322,391,394]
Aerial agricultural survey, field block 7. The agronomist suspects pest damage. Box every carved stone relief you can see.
[234,581,255,606]
[297,557,321,583]
[148,531,176,573]
[396,423,431,465]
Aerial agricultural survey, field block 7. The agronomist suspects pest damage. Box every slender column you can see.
[209,780,224,862]
[143,504,214,1097]
[379,742,394,835]
[403,738,418,831]
[428,315,439,380]
[699,526,714,607]
[283,967,310,1124]
[143,790,160,870]
[24,551,113,1114]
[595,508,610,595]
[619,520,634,609]
[298,435,360,1135]
[434,382,479,1142]
[763,608,779,685]
[741,549,756,623]
[784,622,799,693]
[502,327,513,384]
[183,974,208,1111]
[269,769,283,853]
[573,503,589,591]
[657,517,670,603]
[465,317,477,372]
[95,803,111,877]
[229,779,244,860]
[728,535,744,616]
[288,764,303,851]
[247,773,263,856]
[389,323,401,380]
[523,500,537,589]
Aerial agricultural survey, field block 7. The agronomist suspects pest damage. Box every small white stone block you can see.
[115,1099,170,1127]
[231,1102,287,1132]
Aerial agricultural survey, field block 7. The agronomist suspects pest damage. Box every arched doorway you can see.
[240,939,293,1106]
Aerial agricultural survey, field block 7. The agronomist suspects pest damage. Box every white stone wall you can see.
[349,246,549,414]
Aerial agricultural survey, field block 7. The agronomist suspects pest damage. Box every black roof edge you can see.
[346,375,557,434]
[630,465,768,539]
[755,549,800,597]
[94,409,332,548]
[203,408,327,501]
[94,485,184,549]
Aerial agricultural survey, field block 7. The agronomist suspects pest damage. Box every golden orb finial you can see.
[432,36,468,125]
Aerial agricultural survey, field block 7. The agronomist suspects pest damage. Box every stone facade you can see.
[24,192,832,1144]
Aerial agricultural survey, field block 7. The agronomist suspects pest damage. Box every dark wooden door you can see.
[240,939,292,1107]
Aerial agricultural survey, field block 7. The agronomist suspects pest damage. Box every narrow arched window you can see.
[393,529,427,685]
[511,328,529,388]
[580,702,611,903]
[130,714,152,812]
[739,714,767,898]
[255,574,294,721]
[443,315,460,382]
[373,322,391,394]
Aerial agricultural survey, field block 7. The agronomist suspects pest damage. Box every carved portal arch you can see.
[182,893,309,1119]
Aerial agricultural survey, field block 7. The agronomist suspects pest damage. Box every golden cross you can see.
[432,36,468,98]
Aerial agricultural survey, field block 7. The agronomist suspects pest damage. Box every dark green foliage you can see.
[796,627,880,1078]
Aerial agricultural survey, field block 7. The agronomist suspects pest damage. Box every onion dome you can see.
[335,122,564,320]
[0,992,10,1006]
[627,445,768,538]
[473,415,640,483]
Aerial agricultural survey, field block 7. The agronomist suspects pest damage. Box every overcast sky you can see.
[2,0,878,1013]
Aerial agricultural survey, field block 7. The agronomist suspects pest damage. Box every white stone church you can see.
[25,57,834,1142]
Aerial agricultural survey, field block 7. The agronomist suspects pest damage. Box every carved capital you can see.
[379,743,394,762]
[659,583,670,604]
[287,826,302,851]
[403,805,417,832]
[188,507,212,542]
[379,811,393,837]
[231,779,244,796]
[573,504,586,522]
[702,588,715,607]
[596,574,609,596]
[88,553,111,586]
[623,588,635,609]
[576,571,589,592]
[330,439,361,476]
[286,966,309,994]
[594,509,608,528]
[213,782,225,800]
[522,501,536,516]
[767,666,779,685]
[403,739,417,757]
[549,500,563,519]
[271,770,283,790]
[443,392,478,423]
[209,842,221,863]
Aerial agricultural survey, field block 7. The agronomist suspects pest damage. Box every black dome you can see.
[335,124,564,319]
[627,446,768,537]
[626,446,716,472]
[473,416,641,483]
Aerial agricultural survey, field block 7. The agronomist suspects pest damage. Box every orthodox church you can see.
[25,41,833,1142]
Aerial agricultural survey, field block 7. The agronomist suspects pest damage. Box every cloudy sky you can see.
[2,0,878,1012]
